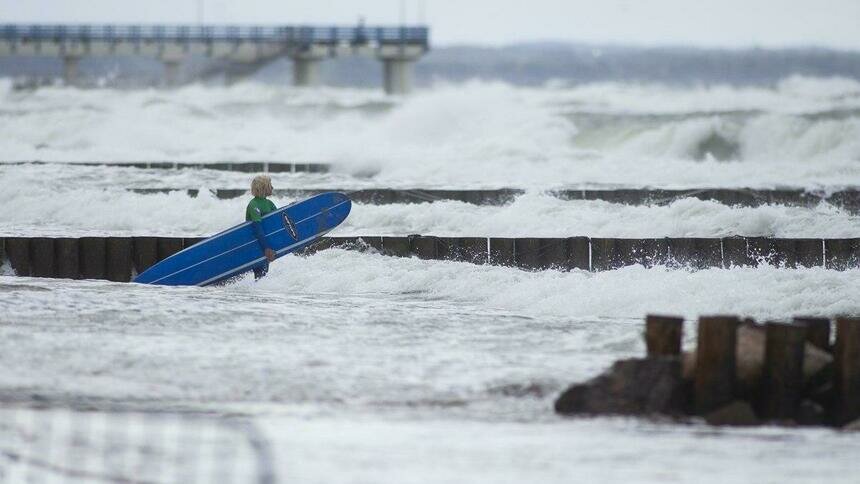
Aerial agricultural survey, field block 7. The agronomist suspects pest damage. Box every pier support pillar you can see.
[381,56,415,95]
[63,55,81,86]
[163,60,181,87]
[291,52,326,87]
[377,44,425,95]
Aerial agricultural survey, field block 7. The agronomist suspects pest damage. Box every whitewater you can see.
[2,77,860,483]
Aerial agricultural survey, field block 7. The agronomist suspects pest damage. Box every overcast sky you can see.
[2,0,859,50]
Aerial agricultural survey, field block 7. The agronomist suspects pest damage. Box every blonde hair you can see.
[251,175,273,198]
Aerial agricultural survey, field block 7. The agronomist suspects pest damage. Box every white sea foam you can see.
[1,186,858,237]
[255,249,860,321]
[549,75,860,114]
[2,78,859,188]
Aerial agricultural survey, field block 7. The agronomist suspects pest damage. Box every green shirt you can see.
[246,197,277,222]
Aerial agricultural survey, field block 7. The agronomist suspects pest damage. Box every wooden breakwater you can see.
[127,187,860,211]
[555,315,860,428]
[3,161,329,173]
[1,235,858,282]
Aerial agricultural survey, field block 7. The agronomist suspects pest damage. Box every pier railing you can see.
[0,24,429,46]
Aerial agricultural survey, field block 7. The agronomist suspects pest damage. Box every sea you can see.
[1,49,860,483]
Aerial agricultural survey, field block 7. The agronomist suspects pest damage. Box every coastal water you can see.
[1,77,860,482]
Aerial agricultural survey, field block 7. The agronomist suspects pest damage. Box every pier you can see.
[0,24,430,93]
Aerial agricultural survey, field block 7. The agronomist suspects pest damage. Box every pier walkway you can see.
[0,24,430,93]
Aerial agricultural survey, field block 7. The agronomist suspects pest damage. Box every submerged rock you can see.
[554,357,687,417]
[797,400,827,426]
[704,400,760,427]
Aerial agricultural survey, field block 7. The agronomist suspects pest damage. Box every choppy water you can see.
[1,77,860,483]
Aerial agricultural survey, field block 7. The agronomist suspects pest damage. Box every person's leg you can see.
[253,262,269,280]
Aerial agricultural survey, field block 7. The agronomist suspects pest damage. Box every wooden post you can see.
[382,236,411,257]
[79,237,107,280]
[760,322,806,421]
[488,238,515,266]
[55,238,80,279]
[5,237,31,276]
[132,237,158,275]
[105,237,133,282]
[645,315,684,356]
[695,316,739,414]
[834,317,860,425]
[30,237,56,278]
[793,317,831,351]
[156,237,184,262]
[411,236,438,260]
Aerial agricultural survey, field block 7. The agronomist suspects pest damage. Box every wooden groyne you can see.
[1,235,858,282]
[555,314,860,428]
[126,187,860,211]
[3,161,329,173]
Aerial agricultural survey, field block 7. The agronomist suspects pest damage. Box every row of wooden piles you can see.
[555,315,860,427]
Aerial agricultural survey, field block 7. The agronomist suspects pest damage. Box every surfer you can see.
[247,175,277,280]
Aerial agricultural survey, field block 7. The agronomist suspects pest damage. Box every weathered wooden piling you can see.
[55,238,80,279]
[760,322,807,420]
[30,237,55,278]
[825,238,860,270]
[721,237,750,267]
[489,238,516,266]
[156,238,184,262]
[105,237,132,282]
[746,237,771,266]
[411,236,438,260]
[6,238,31,276]
[793,317,831,351]
[590,238,623,270]
[357,236,384,252]
[3,235,860,282]
[770,239,824,268]
[645,315,684,356]
[456,237,489,264]
[695,316,740,414]
[515,238,555,270]
[79,237,107,279]
[381,236,412,257]
[668,238,722,269]
[834,317,860,425]
[132,237,158,274]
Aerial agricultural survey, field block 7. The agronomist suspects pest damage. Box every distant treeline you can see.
[3,43,860,87]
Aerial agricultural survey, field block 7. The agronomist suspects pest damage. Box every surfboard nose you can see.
[331,192,352,216]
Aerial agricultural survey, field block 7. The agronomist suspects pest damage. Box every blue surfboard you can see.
[133,192,351,286]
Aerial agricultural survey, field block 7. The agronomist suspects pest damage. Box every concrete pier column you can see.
[63,56,81,86]
[163,60,181,87]
[381,56,415,95]
[291,53,326,87]
[377,44,426,95]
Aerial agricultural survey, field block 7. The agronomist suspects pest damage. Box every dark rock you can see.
[554,357,687,417]
[797,400,826,426]
[704,400,760,426]
[488,382,551,398]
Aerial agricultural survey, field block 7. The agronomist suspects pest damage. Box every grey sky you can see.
[2,0,859,49]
